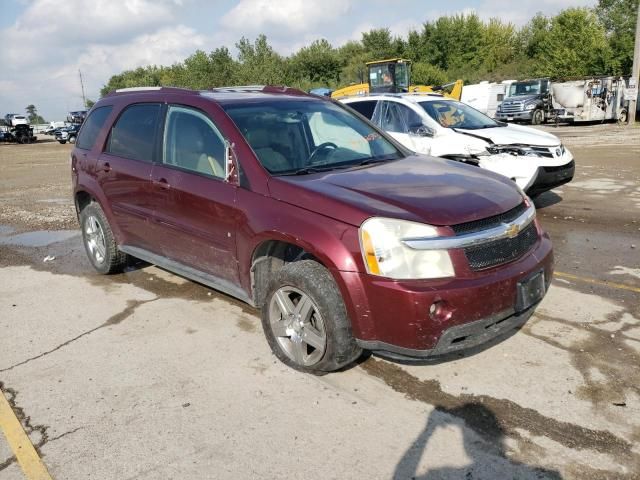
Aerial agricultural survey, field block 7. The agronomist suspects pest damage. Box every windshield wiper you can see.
[280,164,351,176]
[353,156,398,167]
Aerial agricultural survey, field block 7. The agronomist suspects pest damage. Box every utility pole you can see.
[78,69,87,109]
[628,1,640,124]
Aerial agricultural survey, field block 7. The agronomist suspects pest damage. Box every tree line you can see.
[99,0,637,96]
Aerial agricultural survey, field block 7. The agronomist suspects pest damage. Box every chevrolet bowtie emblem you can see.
[505,223,520,238]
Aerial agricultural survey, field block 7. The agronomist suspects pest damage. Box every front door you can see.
[151,105,241,285]
[372,100,433,155]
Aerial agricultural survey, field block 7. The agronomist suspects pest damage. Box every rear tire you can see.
[261,260,362,373]
[80,202,128,274]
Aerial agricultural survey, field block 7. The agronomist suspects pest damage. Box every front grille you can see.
[464,223,537,271]
[530,146,554,158]
[544,160,575,173]
[452,202,527,235]
[500,102,524,113]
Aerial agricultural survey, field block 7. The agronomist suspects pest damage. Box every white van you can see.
[342,93,575,196]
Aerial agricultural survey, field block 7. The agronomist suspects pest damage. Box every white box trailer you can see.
[551,77,629,122]
[461,80,515,118]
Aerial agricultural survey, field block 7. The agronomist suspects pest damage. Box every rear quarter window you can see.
[106,103,161,162]
[76,106,113,150]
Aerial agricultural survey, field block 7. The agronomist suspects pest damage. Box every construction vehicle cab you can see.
[367,59,410,93]
[331,58,463,101]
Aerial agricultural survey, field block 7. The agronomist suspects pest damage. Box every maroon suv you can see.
[72,86,553,373]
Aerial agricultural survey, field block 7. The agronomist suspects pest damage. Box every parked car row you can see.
[72,85,554,373]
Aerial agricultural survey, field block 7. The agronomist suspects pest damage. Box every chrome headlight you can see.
[359,217,454,279]
[525,104,536,110]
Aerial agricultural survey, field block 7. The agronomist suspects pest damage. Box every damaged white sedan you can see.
[342,94,574,196]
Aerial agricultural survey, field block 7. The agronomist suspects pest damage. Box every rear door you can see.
[150,104,241,285]
[97,103,161,251]
[345,100,378,121]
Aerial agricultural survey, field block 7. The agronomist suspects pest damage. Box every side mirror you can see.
[409,124,435,137]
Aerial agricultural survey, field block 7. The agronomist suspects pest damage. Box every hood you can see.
[502,94,540,104]
[456,123,560,147]
[268,155,523,227]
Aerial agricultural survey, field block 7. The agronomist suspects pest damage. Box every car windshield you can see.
[224,99,402,175]
[419,100,502,130]
[509,81,542,97]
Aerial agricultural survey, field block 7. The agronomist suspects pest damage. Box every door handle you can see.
[100,162,111,172]
[153,178,170,189]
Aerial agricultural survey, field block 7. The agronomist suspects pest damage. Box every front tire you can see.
[261,260,362,373]
[80,202,128,274]
[531,109,544,125]
[58,140,66,144]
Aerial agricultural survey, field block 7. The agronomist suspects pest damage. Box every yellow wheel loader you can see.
[331,58,462,100]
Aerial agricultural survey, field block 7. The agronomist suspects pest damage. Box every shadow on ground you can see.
[393,403,563,479]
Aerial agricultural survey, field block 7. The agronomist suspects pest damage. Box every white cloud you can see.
[222,0,352,34]
[0,0,201,119]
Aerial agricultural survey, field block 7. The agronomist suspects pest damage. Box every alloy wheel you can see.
[268,286,327,366]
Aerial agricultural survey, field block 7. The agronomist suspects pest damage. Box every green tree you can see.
[361,28,397,59]
[534,8,613,77]
[25,104,45,124]
[290,39,340,86]
[235,35,288,85]
[85,99,95,108]
[596,0,639,74]
[411,62,448,85]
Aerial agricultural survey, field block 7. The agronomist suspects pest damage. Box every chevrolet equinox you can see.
[72,86,553,373]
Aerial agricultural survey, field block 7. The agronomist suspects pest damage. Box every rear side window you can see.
[347,100,377,120]
[76,106,112,150]
[107,103,161,162]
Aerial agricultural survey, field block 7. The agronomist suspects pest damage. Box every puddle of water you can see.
[0,230,79,247]
[0,225,15,235]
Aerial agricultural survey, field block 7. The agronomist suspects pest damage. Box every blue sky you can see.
[0,0,595,120]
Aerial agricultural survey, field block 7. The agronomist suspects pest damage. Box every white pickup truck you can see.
[342,93,575,196]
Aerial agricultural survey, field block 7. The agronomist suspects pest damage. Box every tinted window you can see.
[348,100,378,120]
[107,104,161,162]
[76,106,112,150]
[163,106,226,179]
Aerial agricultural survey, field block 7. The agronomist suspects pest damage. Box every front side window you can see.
[374,101,424,133]
[419,100,502,130]
[163,106,226,179]
[224,99,401,175]
[107,103,161,162]
[77,106,112,150]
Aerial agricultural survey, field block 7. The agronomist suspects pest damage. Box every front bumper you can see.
[357,305,536,359]
[495,111,533,121]
[336,231,553,357]
[526,160,575,196]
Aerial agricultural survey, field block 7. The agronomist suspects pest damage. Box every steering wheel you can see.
[308,142,338,164]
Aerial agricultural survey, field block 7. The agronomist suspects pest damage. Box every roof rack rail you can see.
[114,86,162,92]
[106,86,197,97]
[205,85,308,96]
